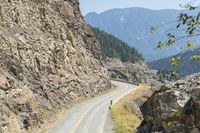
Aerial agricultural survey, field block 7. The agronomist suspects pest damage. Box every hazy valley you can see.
[0,0,199,133]
[85,7,200,61]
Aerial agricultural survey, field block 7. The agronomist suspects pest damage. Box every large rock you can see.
[0,0,110,132]
[136,73,200,133]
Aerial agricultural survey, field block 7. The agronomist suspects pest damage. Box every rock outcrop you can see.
[0,0,110,132]
[136,73,200,133]
[106,58,159,86]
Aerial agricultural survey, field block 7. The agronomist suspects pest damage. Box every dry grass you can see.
[111,84,149,133]
[111,104,140,133]
[119,84,149,103]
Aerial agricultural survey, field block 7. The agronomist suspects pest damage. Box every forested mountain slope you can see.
[148,48,200,77]
[90,26,144,63]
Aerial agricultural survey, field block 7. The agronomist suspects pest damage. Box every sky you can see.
[79,0,189,15]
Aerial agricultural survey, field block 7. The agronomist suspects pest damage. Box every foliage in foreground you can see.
[151,3,200,78]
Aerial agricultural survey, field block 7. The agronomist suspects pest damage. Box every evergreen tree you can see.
[90,26,144,63]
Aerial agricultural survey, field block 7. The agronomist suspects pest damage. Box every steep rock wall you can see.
[0,0,110,132]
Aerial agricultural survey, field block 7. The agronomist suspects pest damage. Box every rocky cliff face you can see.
[136,73,200,133]
[106,58,159,86]
[0,0,110,132]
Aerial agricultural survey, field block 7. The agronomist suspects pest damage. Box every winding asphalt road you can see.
[46,81,137,133]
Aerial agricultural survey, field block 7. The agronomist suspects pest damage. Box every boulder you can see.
[136,73,200,133]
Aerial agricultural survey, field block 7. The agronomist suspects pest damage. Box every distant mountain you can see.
[90,26,144,63]
[148,48,200,77]
[85,7,199,61]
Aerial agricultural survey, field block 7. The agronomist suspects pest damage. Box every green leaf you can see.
[176,23,181,28]
[187,40,193,47]
[191,55,200,60]
[150,26,156,33]
[171,71,179,79]
[157,41,163,49]
[171,57,176,62]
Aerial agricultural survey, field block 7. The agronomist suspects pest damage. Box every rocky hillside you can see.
[136,73,200,133]
[106,58,160,86]
[0,0,110,132]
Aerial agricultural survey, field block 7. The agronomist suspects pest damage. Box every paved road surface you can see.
[46,81,137,133]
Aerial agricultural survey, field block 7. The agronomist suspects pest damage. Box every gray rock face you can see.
[136,73,200,133]
[106,58,159,86]
[0,0,110,132]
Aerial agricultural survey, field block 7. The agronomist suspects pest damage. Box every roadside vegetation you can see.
[111,84,149,133]
[111,103,140,133]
